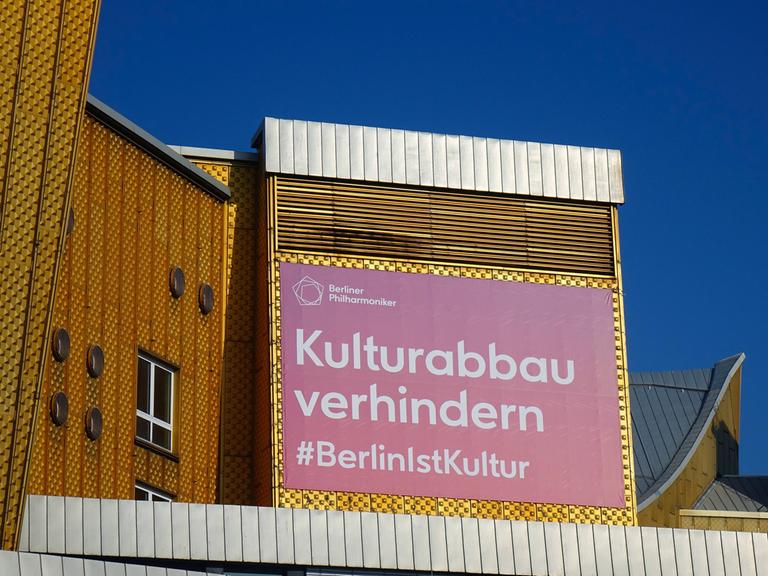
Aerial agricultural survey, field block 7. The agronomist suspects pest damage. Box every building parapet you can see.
[255,118,625,204]
[20,495,768,575]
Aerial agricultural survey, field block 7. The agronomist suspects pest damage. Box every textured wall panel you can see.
[193,161,260,504]
[274,176,615,276]
[0,0,101,549]
[681,510,768,533]
[26,115,227,507]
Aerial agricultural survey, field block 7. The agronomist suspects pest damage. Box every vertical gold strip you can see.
[610,206,636,524]
[0,0,102,547]
[118,141,139,498]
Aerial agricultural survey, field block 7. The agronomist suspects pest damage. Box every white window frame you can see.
[136,350,175,452]
[135,482,173,502]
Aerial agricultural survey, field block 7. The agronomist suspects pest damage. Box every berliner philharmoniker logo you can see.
[292,276,324,306]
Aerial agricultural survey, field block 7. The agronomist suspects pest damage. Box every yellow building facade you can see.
[1,5,765,572]
[27,106,228,506]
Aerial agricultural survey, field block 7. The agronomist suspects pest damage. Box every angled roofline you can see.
[252,117,625,204]
[692,475,768,512]
[680,508,768,520]
[85,95,231,201]
[636,353,745,511]
[168,145,259,163]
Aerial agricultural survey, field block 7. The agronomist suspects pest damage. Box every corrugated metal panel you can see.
[634,354,744,510]
[258,118,625,204]
[630,356,745,507]
[0,551,208,576]
[20,496,768,575]
[695,477,768,512]
[274,176,615,276]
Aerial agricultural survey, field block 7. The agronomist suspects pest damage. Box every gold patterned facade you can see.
[7,0,755,553]
[27,114,227,505]
[260,175,637,525]
[0,0,100,548]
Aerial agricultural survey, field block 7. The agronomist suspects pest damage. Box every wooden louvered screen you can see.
[274,176,615,276]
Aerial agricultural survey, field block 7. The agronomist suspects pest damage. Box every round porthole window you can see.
[169,266,185,298]
[86,344,104,378]
[85,407,103,441]
[50,392,69,426]
[51,327,70,362]
[198,283,214,315]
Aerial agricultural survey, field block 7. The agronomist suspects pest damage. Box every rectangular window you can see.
[135,482,173,502]
[136,351,175,452]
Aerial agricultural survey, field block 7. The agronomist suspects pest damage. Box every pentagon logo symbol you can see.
[292,276,324,305]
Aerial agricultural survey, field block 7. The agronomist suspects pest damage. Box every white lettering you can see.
[551,359,575,385]
[458,340,486,378]
[324,341,349,369]
[292,329,577,386]
[520,357,548,383]
[426,349,454,376]
[439,390,468,427]
[294,390,319,416]
[296,329,323,366]
[471,402,498,429]
[489,342,517,380]
[519,405,544,432]
[321,392,348,419]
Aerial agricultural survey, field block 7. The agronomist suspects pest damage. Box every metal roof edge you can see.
[20,494,768,573]
[85,95,231,201]
[680,508,768,520]
[637,353,746,511]
[255,116,625,204]
[168,145,259,163]
[692,475,768,512]
[250,117,265,149]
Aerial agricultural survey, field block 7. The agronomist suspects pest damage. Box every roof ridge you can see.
[636,353,745,510]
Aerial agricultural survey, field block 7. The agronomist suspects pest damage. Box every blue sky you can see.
[90,1,768,473]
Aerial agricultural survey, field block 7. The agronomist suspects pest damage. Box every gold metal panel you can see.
[570,505,603,524]
[268,248,635,524]
[370,494,404,514]
[438,498,472,517]
[473,500,503,519]
[26,115,227,513]
[90,114,108,495]
[0,0,100,548]
[66,126,89,498]
[492,269,525,282]
[304,491,337,510]
[336,491,371,512]
[115,142,139,499]
[537,503,569,522]
[195,192,211,501]
[195,161,262,504]
[504,501,538,521]
[403,496,437,516]
[273,176,615,276]
[743,518,759,532]
[177,183,198,500]
[280,487,303,508]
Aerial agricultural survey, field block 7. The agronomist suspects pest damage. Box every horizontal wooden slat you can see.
[274,176,615,276]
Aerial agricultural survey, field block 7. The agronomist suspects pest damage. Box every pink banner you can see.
[280,262,625,507]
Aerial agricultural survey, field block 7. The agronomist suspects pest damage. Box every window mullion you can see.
[137,411,171,430]
[136,353,175,453]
